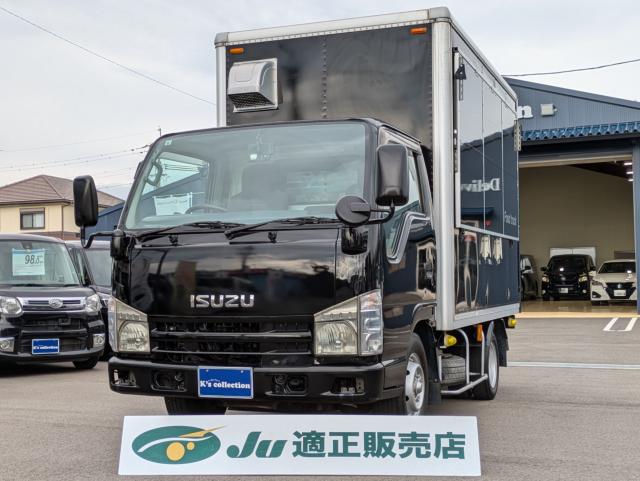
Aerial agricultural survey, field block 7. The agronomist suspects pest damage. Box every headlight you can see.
[108,298,149,353]
[0,296,22,317]
[541,276,549,283]
[85,294,101,314]
[579,275,588,283]
[591,279,604,287]
[314,289,383,356]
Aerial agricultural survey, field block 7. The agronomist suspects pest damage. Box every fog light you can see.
[444,334,457,347]
[0,337,14,352]
[93,333,106,347]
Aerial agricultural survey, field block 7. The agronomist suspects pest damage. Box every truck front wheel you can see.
[370,333,428,415]
[164,397,227,415]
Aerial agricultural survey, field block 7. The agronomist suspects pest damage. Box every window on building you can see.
[20,210,45,230]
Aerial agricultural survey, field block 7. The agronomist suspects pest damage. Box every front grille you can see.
[18,336,87,354]
[20,297,85,312]
[149,317,313,367]
[606,282,634,290]
[21,316,84,330]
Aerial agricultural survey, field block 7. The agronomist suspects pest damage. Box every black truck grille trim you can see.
[149,317,313,366]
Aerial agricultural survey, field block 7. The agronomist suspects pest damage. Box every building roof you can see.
[0,175,122,206]
[522,121,640,142]
[506,78,640,143]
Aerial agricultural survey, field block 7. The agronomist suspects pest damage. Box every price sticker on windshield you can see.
[12,248,46,276]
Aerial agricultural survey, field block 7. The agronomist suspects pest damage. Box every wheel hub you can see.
[404,353,425,415]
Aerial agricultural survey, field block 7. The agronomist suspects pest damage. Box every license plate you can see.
[197,367,253,399]
[559,288,569,294]
[32,338,59,355]
[614,289,627,297]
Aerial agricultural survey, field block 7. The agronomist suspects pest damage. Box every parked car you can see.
[590,259,636,305]
[66,240,112,356]
[520,254,538,300]
[541,254,595,301]
[0,234,105,367]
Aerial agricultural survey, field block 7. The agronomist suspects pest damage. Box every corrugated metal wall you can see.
[507,78,640,131]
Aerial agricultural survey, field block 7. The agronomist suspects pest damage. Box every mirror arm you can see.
[81,229,114,249]
[367,203,396,225]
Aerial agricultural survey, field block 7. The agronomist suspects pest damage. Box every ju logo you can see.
[132,426,223,464]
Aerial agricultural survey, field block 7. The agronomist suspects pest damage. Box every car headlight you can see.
[579,275,588,283]
[314,289,383,356]
[591,279,604,287]
[108,297,149,353]
[541,276,549,283]
[0,296,22,317]
[85,293,101,314]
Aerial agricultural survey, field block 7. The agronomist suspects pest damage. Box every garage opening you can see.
[519,158,636,315]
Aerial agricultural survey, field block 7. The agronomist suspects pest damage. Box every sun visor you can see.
[227,58,278,112]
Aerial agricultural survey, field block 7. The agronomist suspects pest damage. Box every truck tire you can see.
[73,356,100,370]
[472,332,499,400]
[164,397,227,415]
[370,333,428,415]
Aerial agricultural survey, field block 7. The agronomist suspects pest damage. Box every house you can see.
[0,175,122,240]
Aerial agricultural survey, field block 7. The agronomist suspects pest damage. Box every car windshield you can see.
[123,122,367,229]
[598,262,636,274]
[84,248,112,287]
[0,239,80,286]
[548,256,586,272]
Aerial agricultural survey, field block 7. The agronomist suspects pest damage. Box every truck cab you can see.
[0,234,105,368]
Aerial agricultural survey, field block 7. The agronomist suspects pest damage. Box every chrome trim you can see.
[457,328,470,384]
[215,45,227,126]
[18,296,86,309]
[387,213,431,264]
[432,20,455,332]
[454,303,520,329]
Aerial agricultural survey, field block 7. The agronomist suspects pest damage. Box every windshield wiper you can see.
[224,216,338,240]
[136,221,244,241]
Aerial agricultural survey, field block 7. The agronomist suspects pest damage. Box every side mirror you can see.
[376,144,409,207]
[335,195,371,226]
[73,176,98,228]
[540,266,547,272]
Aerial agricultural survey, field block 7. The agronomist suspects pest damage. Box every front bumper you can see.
[108,357,398,406]
[542,281,589,298]
[591,284,637,301]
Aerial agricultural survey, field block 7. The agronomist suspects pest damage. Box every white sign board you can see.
[153,193,192,216]
[12,248,45,276]
[119,415,480,476]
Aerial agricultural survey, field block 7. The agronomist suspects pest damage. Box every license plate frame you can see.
[197,366,254,399]
[31,338,60,355]
[614,289,627,297]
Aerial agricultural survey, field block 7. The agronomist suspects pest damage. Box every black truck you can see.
[0,234,105,368]
[73,8,519,414]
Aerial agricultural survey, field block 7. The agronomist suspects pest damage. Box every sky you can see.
[1,0,639,200]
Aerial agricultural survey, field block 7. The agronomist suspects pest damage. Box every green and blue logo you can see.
[132,426,223,464]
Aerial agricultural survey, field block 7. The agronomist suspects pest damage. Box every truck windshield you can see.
[85,248,112,287]
[599,262,635,274]
[124,122,366,229]
[0,240,80,286]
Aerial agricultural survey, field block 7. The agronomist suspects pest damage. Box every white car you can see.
[590,259,637,305]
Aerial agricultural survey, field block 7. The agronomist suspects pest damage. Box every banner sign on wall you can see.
[118,415,481,476]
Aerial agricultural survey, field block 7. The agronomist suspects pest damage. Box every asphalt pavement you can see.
[1,316,639,481]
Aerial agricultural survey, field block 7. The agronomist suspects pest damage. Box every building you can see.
[0,175,122,240]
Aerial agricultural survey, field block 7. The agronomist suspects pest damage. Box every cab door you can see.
[379,129,435,366]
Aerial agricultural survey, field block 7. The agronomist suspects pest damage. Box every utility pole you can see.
[157,126,162,137]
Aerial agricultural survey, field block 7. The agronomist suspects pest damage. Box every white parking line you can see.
[603,317,637,332]
[510,361,640,370]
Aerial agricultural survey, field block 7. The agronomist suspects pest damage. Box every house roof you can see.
[506,78,640,143]
[0,175,122,206]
